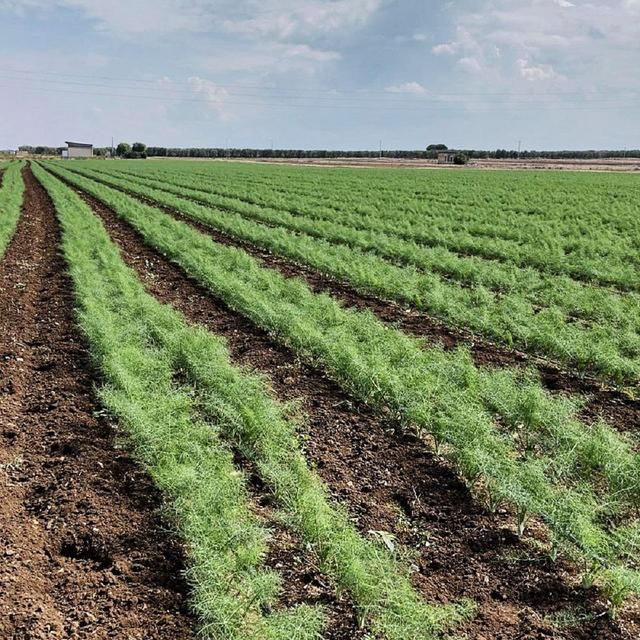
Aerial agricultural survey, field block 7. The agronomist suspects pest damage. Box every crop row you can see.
[107,159,640,244]
[55,161,640,385]
[43,161,640,607]
[101,160,640,288]
[68,162,640,330]
[34,162,475,639]
[67,166,640,328]
[0,161,25,258]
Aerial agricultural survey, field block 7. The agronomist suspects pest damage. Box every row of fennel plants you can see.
[34,161,470,640]
[98,160,640,289]
[70,161,640,330]
[104,159,640,254]
[54,161,640,385]
[42,161,640,608]
[0,161,25,257]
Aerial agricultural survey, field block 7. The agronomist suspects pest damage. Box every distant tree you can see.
[116,142,131,157]
[453,153,469,165]
[132,142,147,153]
[427,144,448,151]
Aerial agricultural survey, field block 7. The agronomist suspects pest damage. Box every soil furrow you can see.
[56,169,638,435]
[0,166,195,639]
[69,173,638,639]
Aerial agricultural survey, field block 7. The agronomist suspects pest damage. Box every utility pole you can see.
[517,139,522,160]
[379,139,383,160]
[111,136,114,158]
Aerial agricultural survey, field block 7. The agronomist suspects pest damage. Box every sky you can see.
[0,0,638,150]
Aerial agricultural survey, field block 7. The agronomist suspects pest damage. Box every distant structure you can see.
[63,141,93,159]
[437,151,456,165]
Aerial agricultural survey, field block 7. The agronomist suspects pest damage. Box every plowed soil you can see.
[0,167,196,639]
[67,174,640,639]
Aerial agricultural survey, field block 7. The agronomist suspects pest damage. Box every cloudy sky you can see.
[1,0,638,150]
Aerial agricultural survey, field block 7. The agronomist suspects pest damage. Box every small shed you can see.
[64,141,93,159]
[437,152,456,165]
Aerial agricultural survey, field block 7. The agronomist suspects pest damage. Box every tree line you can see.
[15,144,640,160]
[143,147,640,160]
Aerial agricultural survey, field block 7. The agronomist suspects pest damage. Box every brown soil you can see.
[67,175,639,638]
[0,167,196,639]
[247,157,640,173]
[64,170,637,436]
[241,460,366,638]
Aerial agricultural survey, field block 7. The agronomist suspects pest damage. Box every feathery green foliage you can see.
[57,160,640,385]
[0,161,25,257]
[35,162,470,639]
[71,158,640,287]
[42,161,640,605]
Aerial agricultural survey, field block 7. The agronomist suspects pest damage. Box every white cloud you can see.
[517,58,564,81]
[457,56,482,73]
[385,81,427,95]
[432,42,457,55]
[434,0,640,95]
[222,0,383,39]
[1,0,352,78]
[0,0,210,33]
[281,44,341,63]
[201,43,340,74]
[1,0,383,37]
[187,76,230,118]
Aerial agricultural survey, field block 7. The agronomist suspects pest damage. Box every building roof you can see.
[65,141,93,148]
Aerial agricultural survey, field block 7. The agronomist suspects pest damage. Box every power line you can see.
[2,66,638,101]
[3,79,639,113]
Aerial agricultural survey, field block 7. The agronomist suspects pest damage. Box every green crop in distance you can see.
[42,160,640,607]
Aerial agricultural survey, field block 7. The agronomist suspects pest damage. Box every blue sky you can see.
[1,0,638,150]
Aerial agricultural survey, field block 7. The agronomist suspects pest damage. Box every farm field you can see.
[1,158,639,639]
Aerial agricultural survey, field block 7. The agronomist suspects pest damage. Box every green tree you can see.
[132,142,147,153]
[453,153,469,165]
[116,142,131,157]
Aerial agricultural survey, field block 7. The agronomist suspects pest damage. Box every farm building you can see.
[437,151,456,164]
[63,141,93,158]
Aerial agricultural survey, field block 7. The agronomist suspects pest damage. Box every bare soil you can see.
[0,167,196,639]
[246,157,640,173]
[68,176,640,639]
